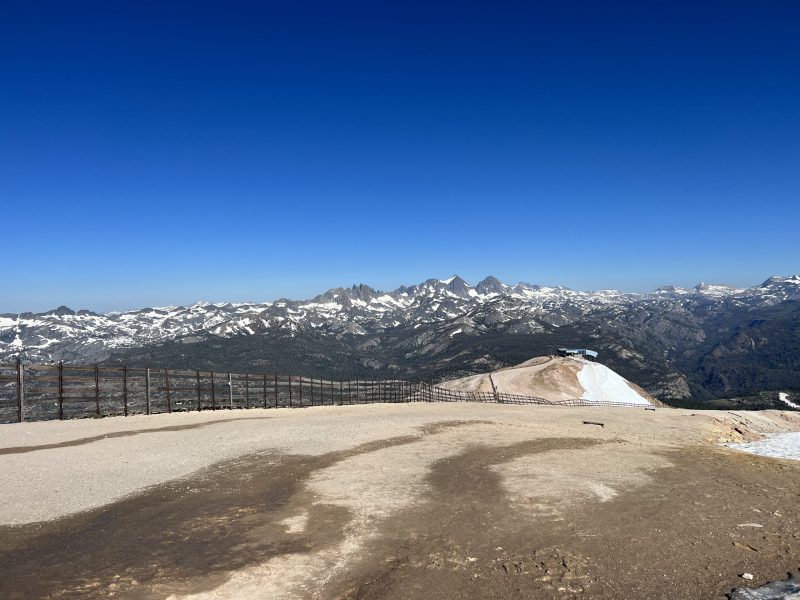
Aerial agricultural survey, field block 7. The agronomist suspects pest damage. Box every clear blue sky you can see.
[2,1,799,313]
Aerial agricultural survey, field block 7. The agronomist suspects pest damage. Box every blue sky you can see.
[2,1,799,312]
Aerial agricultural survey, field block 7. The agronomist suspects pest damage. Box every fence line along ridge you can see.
[0,360,651,423]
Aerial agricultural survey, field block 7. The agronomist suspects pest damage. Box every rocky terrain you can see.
[2,274,800,405]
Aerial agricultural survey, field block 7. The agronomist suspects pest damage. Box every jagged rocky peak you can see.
[312,283,379,305]
[441,275,473,297]
[349,283,378,302]
[47,306,76,317]
[476,275,505,294]
[311,287,346,304]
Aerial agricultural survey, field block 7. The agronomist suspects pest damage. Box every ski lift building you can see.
[556,348,598,359]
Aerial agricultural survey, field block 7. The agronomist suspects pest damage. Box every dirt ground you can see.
[1,404,799,600]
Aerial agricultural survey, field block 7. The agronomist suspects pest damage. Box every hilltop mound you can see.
[440,355,658,406]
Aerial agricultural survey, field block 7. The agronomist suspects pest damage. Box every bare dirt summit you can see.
[1,404,800,599]
[440,355,659,406]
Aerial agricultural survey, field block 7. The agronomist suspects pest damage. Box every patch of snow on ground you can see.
[778,392,800,410]
[726,432,800,461]
[577,361,652,406]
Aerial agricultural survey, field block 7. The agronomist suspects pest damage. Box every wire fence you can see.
[0,360,652,423]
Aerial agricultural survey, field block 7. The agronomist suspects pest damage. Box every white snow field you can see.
[577,360,653,406]
[726,432,800,461]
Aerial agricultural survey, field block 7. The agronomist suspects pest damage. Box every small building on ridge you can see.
[556,348,598,360]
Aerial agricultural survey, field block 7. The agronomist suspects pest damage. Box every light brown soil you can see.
[493,356,585,400]
[0,405,799,600]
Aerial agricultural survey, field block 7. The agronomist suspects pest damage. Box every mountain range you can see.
[2,274,800,405]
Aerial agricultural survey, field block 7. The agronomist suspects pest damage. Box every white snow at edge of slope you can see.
[726,432,800,461]
[577,361,652,406]
[778,392,800,410]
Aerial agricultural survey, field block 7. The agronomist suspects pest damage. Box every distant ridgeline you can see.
[2,275,800,408]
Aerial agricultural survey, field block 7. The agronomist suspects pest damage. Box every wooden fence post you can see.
[196,370,202,411]
[16,358,24,423]
[94,364,100,416]
[263,373,268,409]
[123,365,128,417]
[273,373,278,408]
[164,368,172,413]
[210,370,216,410]
[339,380,343,406]
[309,377,313,405]
[288,373,293,407]
[228,373,233,409]
[245,373,250,409]
[145,368,151,415]
[58,361,64,419]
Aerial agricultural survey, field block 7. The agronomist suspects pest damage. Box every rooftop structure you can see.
[557,348,598,359]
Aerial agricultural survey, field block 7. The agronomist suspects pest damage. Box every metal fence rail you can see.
[0,360,651,424]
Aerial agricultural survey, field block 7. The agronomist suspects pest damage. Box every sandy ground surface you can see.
[1,403,800,599]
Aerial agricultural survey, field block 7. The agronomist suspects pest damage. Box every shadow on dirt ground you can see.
[332,445,800,600]
[0,420,486,599]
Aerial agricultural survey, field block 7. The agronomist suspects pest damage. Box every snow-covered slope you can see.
[577,361,652,406]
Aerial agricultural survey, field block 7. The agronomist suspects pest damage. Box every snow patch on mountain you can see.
[577,361,652,406]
